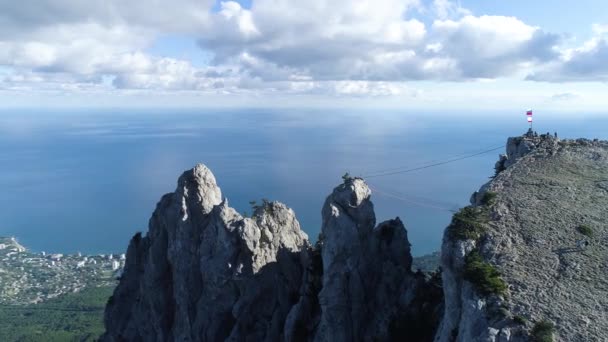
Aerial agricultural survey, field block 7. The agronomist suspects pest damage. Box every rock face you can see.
[102,164,309,341]
[437,132,608,341]
[313,178,432,341]
[102,165,439,341]
[493,130,558,178]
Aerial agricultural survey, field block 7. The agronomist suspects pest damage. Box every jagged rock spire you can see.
[102,165,439,342]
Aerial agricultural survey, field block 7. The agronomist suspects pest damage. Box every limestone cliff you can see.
[437,132,608,341]
[104,131,608,342]
[312,178,438,341]
[102,164,310,341]
[102,165,440,341]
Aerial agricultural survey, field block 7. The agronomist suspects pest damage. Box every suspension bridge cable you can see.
[362,144,504,176]
[367,184,458,212]
[363,145,504,179]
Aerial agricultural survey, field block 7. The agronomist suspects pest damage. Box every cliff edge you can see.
[436,132,608,341]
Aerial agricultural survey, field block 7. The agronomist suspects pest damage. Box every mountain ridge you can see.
[437,131,608,341]
[102,164,442,341]
[102,131,608,341]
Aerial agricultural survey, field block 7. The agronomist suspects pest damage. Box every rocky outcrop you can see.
[313,178,438,341]
[102,164,310,341]
[437,132,608,342]
[493,129,559,178]
[102,165,440,341]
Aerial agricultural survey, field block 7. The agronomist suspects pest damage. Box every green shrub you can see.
[531,320,555,342]
[497,307,510,319]
[577,224,593,237]
[250,199,272,215]
[463,251,507,296]
[447,207,488,240]
[481,191,497,206]
[494,161,506,176]
[513,315,527,325]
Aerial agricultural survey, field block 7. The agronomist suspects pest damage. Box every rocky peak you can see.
[103,166,440,341]
[320,177,375,254]
[315,177,416,341]
[494,130,560,175]
[102,164,310,341]
[437,131,608,341]
[177,163,222,215]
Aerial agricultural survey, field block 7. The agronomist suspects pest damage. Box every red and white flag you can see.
[526,109,533,116]
[527,116,533,123]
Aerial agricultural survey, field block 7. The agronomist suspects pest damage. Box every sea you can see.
[1,108,607,256]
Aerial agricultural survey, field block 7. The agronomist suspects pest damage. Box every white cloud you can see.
[218,2,260,38]
[0,0,214,37]
[199,0,428,81]
[550,92,580,101]
[527,29,608,82]
[430,15,559,79]
[330,81,405,96]
[0,0,606,102]
[197,3,559,82]
[592,24,608,36]
[0,23,150,74]
[432,0,470,20]
[0,0,218,91]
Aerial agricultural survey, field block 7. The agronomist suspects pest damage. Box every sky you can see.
[0,0,607,110]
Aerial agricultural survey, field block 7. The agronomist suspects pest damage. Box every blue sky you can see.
[0,0,607,109]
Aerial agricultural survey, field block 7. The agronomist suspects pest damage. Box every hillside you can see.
[437,131,608,341]
[0,286,113,341]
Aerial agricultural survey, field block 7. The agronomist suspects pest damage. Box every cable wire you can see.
[363,145,504,179]
[368,184,459,212]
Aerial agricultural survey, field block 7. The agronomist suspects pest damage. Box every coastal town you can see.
[0,237,122,305]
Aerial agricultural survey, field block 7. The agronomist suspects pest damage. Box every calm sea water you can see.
[1,109,607,256]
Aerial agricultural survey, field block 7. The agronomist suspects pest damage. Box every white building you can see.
[111,260,120,271]
[49,254,63,261]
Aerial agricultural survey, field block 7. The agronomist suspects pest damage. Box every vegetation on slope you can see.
[463,250,507,296]
[480,191,497,206]
[576,224,594,237]
[446,206,488,241]
[531,320,555,342]
[0,285,113,341]
[446,191,509,297]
